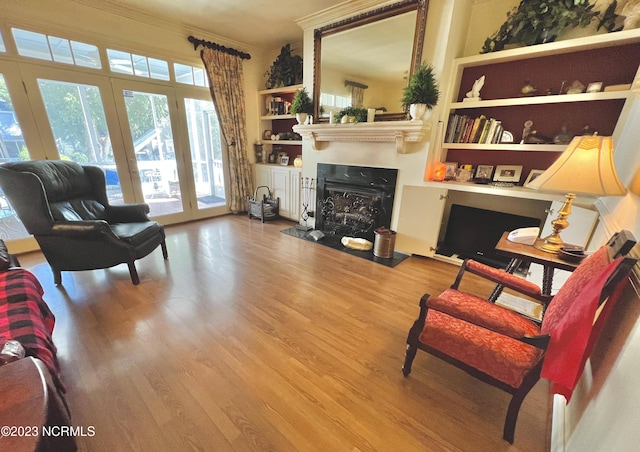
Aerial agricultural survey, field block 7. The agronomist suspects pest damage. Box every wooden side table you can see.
[489,231,581,302]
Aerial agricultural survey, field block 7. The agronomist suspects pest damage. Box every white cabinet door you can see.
[271,167,291,219]
[254,165,271,189]
[395,185,448,256]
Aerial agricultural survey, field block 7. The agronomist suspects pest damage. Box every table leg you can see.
[542,266,554,295]
[489,258,522,302]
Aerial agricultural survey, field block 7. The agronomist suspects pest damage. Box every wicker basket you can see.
[247,186,279,222]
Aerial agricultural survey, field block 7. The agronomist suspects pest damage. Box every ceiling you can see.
[89,0,349,50]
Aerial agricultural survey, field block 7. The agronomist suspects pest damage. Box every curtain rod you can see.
[345,80,368,89]
[187,36,251,60]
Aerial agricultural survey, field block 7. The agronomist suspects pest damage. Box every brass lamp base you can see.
[533,192,576,254]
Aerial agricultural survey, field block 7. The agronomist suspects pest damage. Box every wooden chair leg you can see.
[503,363,543,443]
[161,240,168,259]
[52,269,62,286]
[402,344,418,376]
[127,261,140,285]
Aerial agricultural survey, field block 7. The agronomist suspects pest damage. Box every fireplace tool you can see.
[297,177,315,231]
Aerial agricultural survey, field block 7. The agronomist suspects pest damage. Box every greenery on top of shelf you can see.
[290,87,313,115]
[264,44,303,89]
[481,0,605,54]
[334,107,368,123]
[400,63,440,111]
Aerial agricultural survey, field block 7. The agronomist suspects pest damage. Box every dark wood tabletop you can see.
[494,231,581,272]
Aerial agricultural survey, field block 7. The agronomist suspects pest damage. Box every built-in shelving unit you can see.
[258,84,303,161]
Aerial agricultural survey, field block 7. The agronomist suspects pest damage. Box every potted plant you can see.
[264,44,303,89]
[481,0,600,53]
[401,62,440,120]
[334,107,368,124]
[290,87,313,124]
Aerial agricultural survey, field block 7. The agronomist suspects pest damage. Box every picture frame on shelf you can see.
[263,129,273,140]
[524,169,545,185]
[475,165,494,179]
[444,162,458,180]
[586,82,603,93]
[280,155,289,166]
[493,165,522,182]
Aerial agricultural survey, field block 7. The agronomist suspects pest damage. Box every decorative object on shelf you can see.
[433,162,447,181]
[500,130,514,143]
[464,75,485,102]
[526,134,627,252]
[524,169,545,185]
[553,124,574,144]
[455,167,472,182]
[401,62,440,120]
[493,165,523,183]
[264,43,303,89]
[521,119,534,143]
[480,0,600,53]
[280,155,289,166]
[475,165,494,180]
[367,108,376,123]
[334,107,368,124]
[293,155,302,168]
[263,129,272,140]
[444,162,458,180]
[566,80,586,94]
[253,142,263,163]
[290,87,313,124]
[586,81,603,93]
[521,79,537,96]
[524,130,552,144]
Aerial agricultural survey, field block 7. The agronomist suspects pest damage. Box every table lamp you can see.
[525,134,627,253]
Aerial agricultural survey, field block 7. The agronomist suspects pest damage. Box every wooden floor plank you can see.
[16,215,550,451]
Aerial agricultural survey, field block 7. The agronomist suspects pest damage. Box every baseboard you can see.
[550,394,566,451]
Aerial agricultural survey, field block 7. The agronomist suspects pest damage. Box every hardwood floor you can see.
[17,215,551,451]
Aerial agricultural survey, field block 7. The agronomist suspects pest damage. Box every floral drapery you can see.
[200,47,252,213]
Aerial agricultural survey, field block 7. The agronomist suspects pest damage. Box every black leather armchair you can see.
[0,160,168,285]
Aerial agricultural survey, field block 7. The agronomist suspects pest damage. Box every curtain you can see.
[201,47,252,213]
[350,86,365,108]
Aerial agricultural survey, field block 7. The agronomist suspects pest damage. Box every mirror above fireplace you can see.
[312,0,429,122]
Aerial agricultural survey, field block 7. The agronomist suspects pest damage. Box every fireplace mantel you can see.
[292,120,431,154]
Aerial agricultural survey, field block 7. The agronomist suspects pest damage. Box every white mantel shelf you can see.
[292,120,431,154]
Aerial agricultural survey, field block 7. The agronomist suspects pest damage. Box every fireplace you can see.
[316,164,398,242]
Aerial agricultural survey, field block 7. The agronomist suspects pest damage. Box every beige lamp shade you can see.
[526,135,627,196]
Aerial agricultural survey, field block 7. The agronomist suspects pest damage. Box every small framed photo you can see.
[263,129,273,140]
[493,165,523,182]
[524,169,545,185]
[586,82,603,93]
[280,155,289,166]
[444,162,458,180]
[475,165,493,179]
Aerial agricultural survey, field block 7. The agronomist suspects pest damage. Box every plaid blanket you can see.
[0,268,64,393]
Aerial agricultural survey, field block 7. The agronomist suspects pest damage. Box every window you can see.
[107,48,170,81]
[174,63,207,87]
[12,28,100,69]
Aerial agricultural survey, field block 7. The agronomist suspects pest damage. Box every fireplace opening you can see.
[316,164,397,242]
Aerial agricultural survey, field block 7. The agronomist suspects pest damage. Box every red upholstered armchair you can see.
[402,230,637,443]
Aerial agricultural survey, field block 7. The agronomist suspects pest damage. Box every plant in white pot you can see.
[290,87,313,124]
[401,62,440,121]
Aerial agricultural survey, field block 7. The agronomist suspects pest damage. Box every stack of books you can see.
[445,114,503,144]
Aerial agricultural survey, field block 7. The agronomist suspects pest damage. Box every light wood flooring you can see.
[17,215,551,451]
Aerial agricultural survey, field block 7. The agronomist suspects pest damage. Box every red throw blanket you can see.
[541,257,626,401]
[0,268,65,393]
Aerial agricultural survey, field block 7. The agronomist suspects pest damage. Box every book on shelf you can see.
[445,113,504,144]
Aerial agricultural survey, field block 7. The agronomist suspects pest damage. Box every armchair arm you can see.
[104,203,150,223]
[51,220,118,239]
[426,291,542,339]
[453,259,549,302]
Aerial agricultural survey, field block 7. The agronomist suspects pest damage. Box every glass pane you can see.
[71,41,101,69]
[174,64,193,85]
[148,58,169,81]
[37,79,124,205]
[0,73,31,240]
[184,98,226,209]
[48,36,74,64]
[0,33,5,53]
[13,28,52,61]
[132,54,149,77]
[107,49,133,75]
[193,67,206,87]
[123,90,182,216]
